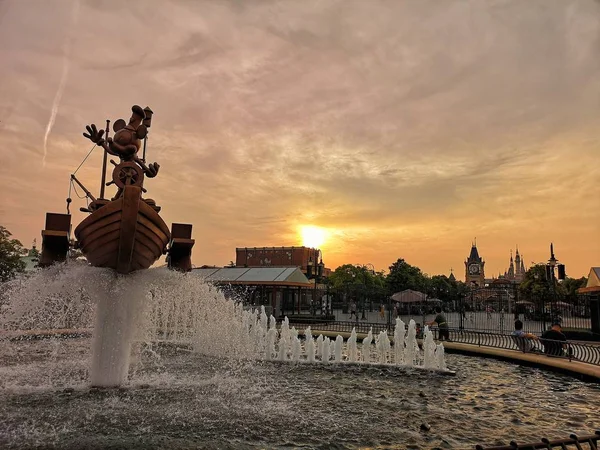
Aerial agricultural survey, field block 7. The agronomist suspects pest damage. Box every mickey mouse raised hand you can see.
[82,123,106,147]
[83,105,160,177]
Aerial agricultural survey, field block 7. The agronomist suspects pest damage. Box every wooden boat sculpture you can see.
[74,184,171,274]
[40,105,194,274]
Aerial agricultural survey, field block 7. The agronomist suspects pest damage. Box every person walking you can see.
[486,304,493,320]
[349,301,357,320]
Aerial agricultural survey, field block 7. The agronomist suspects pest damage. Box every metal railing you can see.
[281,307,597,339]
[476,430,599,450]
[445,328,600,366]
[286,319,600,367]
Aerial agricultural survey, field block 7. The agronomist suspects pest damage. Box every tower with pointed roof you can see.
[514,247,526,282]
[507,250,515,279]
[519,256,526,279]
[502,246,526,283]
[449,268,456,282]
[19,239,40,271]
[464,240,485,287]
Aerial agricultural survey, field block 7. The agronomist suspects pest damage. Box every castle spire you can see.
[507,249,515,279]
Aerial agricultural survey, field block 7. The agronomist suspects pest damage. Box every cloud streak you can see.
[42,0,79,167]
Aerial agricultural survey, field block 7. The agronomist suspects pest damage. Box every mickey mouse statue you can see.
[83,105,160,178]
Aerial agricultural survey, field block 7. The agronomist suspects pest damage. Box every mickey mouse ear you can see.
[113,119,126,132]
[136,124,148,139]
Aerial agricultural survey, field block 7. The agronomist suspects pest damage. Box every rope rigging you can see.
[73,143,97,175]
[66,143,98,214]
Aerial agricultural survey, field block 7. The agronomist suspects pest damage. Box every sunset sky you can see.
[1,0,599,279]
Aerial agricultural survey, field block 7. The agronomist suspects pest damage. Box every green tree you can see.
[328,264,383,290]
[519,264,566,302]
[454,280,470,300]
[386,258,428,294]
[427,275,454,302]
[562,276,587,303]
[328,264,386,311]
[0,226,26,282]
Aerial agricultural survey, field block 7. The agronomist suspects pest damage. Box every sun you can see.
[300,225,327,248]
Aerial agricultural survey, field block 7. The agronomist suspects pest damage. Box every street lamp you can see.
[307,248,324,316]
[546,243,565,284]
[354,263,375,321]
[544,243,566,327]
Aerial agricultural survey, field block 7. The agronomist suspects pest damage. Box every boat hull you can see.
[74,186,170,274]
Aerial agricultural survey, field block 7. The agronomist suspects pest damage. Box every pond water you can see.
[1,338,598,449]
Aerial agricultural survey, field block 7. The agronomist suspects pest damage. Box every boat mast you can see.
[142,136,147,162]
[142,106,153,162]
[99,119,110,199]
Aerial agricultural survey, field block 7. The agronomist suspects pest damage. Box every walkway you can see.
[320,308,593,335]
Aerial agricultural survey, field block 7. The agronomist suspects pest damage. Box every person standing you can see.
[379,303,385,321]
[427,306,451,341]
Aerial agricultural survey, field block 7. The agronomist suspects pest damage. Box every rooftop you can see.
[191,266,312,287]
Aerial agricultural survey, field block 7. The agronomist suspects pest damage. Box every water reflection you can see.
[0,338,598,449]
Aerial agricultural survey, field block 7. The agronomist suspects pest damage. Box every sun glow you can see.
[300,225,327,248]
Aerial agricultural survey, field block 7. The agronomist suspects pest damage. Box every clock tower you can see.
[465,241,485,287]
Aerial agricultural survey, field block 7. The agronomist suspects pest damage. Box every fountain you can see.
[3,265,599,449]
[1,265,449,376]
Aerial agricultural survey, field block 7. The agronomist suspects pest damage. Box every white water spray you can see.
[347,328,358,362]
[334,335,343,362]
[1,265,451,388]
[394,318,406,365]
[361,328,373,363]
[90,278,145,386]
